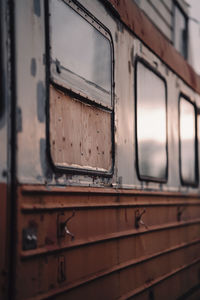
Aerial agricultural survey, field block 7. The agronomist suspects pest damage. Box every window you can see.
[174,2,188,59]
[50,0,112,107]
[179,95,198,186]
[48,0,113,175]
[135,59,168,182]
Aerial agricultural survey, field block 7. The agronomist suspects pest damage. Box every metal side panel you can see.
[13,185,200,299]
[15,0,46,184]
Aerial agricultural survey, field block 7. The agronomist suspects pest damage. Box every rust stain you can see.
[9,185,200,299]
[50,86,112,171]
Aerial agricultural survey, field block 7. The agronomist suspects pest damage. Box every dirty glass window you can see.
[179,96,197,185]
[48,0,113,175]
[49,0,112,107]
[174,3,187,59]
[136,61,167,181]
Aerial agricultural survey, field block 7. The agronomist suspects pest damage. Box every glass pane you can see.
[50,0,111,94]
[174,5,187,58]
[136,62,167,180]
[180,97,196,184]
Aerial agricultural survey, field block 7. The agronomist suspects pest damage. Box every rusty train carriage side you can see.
[16,187,200,299]
[1,0,200,299]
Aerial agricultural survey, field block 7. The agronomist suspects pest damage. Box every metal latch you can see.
[135,208,148,229]
[22,227,37,250]
[57,211,75,240]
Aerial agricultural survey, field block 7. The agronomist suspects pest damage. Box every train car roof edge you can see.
[104,0,200,95]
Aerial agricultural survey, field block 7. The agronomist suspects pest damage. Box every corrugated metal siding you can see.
[133,0,173,41]
[161,0,173,12]
[15,185,200,300]
[133,0,189,43]
[140,0,172,41]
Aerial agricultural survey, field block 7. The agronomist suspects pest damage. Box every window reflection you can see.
[180,97,197,184]
[50,0,111,104]
[136,61,167,181]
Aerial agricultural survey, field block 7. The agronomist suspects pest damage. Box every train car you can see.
[1,0,200,299]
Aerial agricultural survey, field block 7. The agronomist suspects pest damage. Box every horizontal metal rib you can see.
[120,258,200,300]
[21,201,200,211]
[178,284,200,300]
[27,243,200,300]
[21,219,200,258]
[21,184,200,198]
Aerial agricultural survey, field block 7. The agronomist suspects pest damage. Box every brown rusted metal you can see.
[20,189,200,213]
[21,184,200,198]
[19,251,200,300]
[0,183,8,300]
[119,258,200,300]
[12,185,200,299]
[19,220,200,263]
[107,0,200,95]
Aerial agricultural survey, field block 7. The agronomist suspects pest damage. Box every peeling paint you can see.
[30,58,37,77]
[115,32,118,43]
[128,60,131,74]
[117,19,123,32]
[118,176,122,185]
[40,138,53,181]
[16,107,22,132]
[165,66,169,76]
[33,0,41,17]
[131,46,134,66]
[37,81,45,123]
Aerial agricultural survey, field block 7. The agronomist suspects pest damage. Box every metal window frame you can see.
[44,0,115,177]
[49,0,113,109]
[178,93,199,187]
[134,56,168,183]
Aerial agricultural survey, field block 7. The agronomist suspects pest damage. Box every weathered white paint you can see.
[13,0,200,193]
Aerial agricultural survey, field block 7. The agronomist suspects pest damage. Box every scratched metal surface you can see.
[14,0,200,194]
[11,1,200,299]
[6,1,200,300]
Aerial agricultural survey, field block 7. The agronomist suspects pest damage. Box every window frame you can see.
[134,57,168,183]
[45,0,115,177]
[48,0,113,109]
[178,93,198,187]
